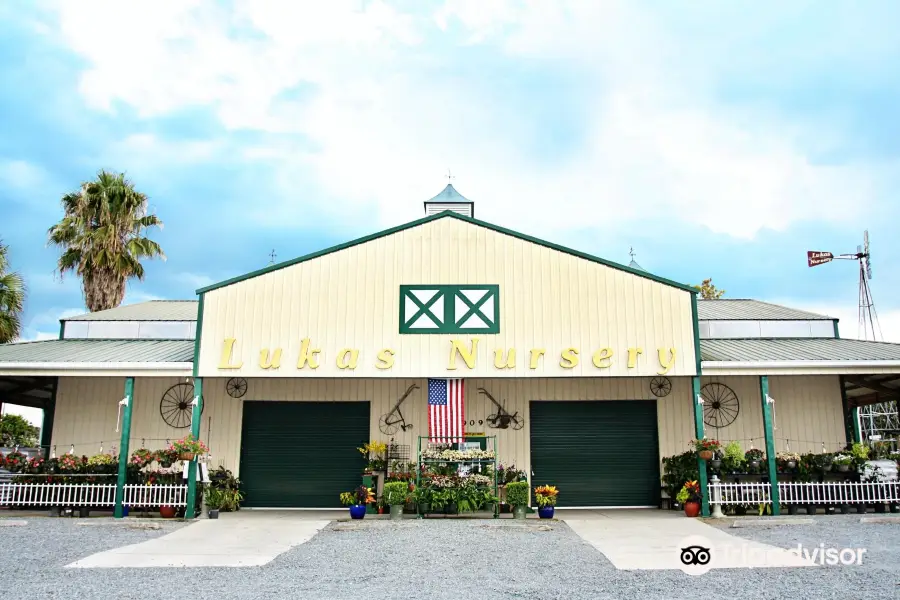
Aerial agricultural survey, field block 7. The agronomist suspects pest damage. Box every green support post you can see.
[185,377,203,519]
[851,407,862,443]
[114,377,135,519]
[759,376,781,515]
[691,376,710,517]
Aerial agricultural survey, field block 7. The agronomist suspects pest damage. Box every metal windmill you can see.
[807,230,881,342]
[808,231,894,441]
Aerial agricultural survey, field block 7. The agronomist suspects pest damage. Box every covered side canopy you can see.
[0,339,193,377]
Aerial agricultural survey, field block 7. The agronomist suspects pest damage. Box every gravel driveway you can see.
[2,516,898,600]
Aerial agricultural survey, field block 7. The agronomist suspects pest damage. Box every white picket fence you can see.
[0,483,187,508]
[708,480,900,506]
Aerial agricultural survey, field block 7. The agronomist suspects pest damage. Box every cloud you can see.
[44,0,897,242]
[0,159,48,191]
[20,306,84,341]
[171,271,215,291]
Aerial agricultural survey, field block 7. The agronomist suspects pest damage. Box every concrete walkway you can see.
[561,509,815,571]
[66,512,329,568]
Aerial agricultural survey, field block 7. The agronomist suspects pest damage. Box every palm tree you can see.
[48,170,165,312]
[0,240,25,344]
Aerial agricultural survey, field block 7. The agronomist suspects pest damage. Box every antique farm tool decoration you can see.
[649,376,672,398]
[160,382,204,428]
[225,377,248,398]
[478,387,524,430]
[379,383,418,435]
[700,382,740,430]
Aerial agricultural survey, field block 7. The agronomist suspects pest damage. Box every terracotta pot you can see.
[698,450,714,461]
[684,501,701,517]
[159,505,177,519]
[178,452,195,461]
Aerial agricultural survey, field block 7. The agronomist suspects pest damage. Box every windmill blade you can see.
[864,230,869,255]
[866,256,873,280]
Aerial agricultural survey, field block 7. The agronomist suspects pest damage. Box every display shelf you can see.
[415,436,499,519]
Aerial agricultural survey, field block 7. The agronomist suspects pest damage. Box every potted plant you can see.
[506,481,529,520]
[413,486,431,515]
[832,454,853,472]
[205,487,225,519]
[534,485,559,519]
[776,452,800,471]
[155,448,179,468]
[721,442,745,474]
[692,438,721,462]
[676,480,702,517]
[383,481,408,520]
[744,449,764,472]
[377,499,386,515]
[2,451,27,473]
[340,485,374,519]
[159,505,178,518]
[171,435,209,461]
[810,452,833,474]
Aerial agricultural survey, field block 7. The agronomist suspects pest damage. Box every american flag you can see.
[428,378,465,442]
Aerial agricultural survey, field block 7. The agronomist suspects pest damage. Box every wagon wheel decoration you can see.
[159,383,204,428]
[226,377,248,399]
[701,382,740,429]
[649,376,672,398]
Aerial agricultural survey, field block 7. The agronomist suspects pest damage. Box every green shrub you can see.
[506,481,529,506]
[662,451,699,499]
[383,481,408,506]
[850,443,870,462]
[722,441,745,472]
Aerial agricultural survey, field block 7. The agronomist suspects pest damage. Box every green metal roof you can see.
[697,299,833,321]
[66,300,198,322]
[701,338,900,362]
[198,210,697,294]
[0,339,194,363]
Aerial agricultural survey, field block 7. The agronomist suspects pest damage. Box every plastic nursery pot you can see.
[389,504,404,520]
[377,506,386,515]
[349,505,367,520]
[840,505,852,514]
[513,505,527,520]
[837,464,850,472]
[709,459,722,470]
[698,450,714,461]
[159,506,177,519]
[208,509,219,519]
[683,501,700,518]
[787,505,799,516]
[538,506,555,519]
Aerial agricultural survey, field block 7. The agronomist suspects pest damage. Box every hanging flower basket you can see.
[171,435,209,462]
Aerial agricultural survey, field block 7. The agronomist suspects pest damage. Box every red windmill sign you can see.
[807,251,834,267]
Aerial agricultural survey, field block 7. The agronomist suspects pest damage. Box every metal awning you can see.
[701,338,900,375]
[0,339,193,377]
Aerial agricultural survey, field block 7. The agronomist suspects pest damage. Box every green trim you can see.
[58,321,65,340]
[185,376,203,519]
[851,406,862,443]
[691,376,709,517]
[839,375,853,444]
[192,294,205,378]
[759,376,781,515]
[196,211,697,295]
[691,294,703,376]
[399,284,500,334]
[114,377,134,519]
[833,319,841,339]
[40,378,58,453]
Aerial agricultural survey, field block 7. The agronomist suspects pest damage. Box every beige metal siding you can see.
[198,218,696,378]
[51,374,846,483]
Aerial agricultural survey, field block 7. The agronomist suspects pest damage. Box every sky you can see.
[1,0,899,367]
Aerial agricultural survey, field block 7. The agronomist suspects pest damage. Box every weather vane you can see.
[446,169,455,183]
[629,247,637,261]
[268,249,277,265]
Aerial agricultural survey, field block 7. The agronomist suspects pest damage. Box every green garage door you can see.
[531,401,659,507]
[239,401,369,508]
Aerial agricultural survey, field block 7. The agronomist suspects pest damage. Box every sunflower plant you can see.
[534,485,559,508]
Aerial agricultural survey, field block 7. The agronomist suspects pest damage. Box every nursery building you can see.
[2,184,900,515]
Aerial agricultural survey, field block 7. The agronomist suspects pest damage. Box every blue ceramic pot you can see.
[349,505,366,520]
[538,506,554,519]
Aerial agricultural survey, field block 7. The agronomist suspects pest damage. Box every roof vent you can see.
[424,183,474,218]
